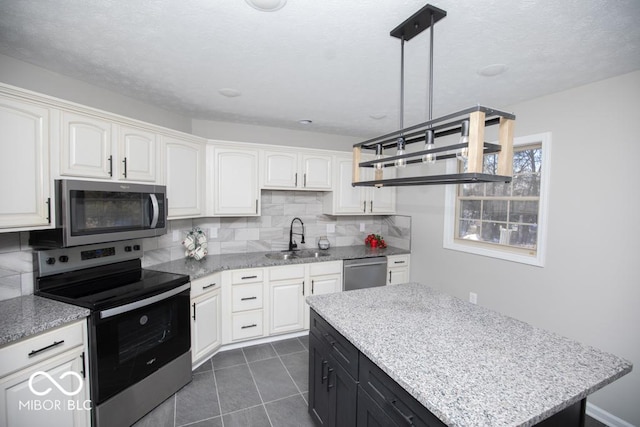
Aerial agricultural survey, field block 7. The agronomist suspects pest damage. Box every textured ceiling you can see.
[0,0,639,137]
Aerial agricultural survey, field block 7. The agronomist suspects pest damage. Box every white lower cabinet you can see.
[268,265,306,335]
[387,254,411,285]
[222,268,266,344]
[0,320,90,427]
[305,261,343,328]
[191,273,222,366]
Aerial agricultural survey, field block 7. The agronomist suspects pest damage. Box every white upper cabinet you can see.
[60,111,160,183]
[262,150,331,190]
[0,96,52,230]
[117,125,158,182]
[211,145,259,216]
[323,155,395,215]
[60,111,113,179]
[163,135,205,218]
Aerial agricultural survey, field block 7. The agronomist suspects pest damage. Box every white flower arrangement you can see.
[182,226,208,260]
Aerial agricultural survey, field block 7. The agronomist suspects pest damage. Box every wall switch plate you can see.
[360,223,366,232]
[172,230,180,242]
[469,292,478,304]
[326,224,336,233]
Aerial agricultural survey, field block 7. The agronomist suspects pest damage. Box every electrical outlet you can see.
[172,230,180,242]
[326,224,336,234]
[360,223,366,232]
[469,292,478,304]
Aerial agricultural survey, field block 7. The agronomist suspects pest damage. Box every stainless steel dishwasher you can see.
[343,256,387,291]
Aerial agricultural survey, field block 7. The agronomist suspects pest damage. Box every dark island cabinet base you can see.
[308,309,586,427]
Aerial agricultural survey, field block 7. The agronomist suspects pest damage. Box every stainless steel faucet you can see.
[289,217,305,251]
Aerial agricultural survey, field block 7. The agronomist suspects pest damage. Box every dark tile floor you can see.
[134,334,609,427]
[133,335,313,427]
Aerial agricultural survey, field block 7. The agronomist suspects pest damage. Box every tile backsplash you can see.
[0,190,411,301]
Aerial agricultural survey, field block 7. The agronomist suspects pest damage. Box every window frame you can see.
[443,132,551,267]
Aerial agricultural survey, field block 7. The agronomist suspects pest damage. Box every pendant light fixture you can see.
[352,4,516,187]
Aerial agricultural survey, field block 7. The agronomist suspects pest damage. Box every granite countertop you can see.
[306,283,633,427]
[0,295,90,346]
[149,245,409,280]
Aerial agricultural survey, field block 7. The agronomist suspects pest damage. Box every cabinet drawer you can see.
[232,283,263,312]
[231,310,264,341]
[191,272,221,298]
[230,269,264,285]
[359,354,446,427]
[310,309,358,380]
[269,265,305,282]
[0,320,85,378]
[387,254,410,268]
[309,260,342,276]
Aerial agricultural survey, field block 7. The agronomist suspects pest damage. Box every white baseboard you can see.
[586,402,636,427]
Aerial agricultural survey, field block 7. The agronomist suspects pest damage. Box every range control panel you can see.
[36,240,143,277]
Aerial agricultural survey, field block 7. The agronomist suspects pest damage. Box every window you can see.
[443,133,551,266]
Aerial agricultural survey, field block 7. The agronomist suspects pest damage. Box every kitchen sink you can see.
[265,250,331,260]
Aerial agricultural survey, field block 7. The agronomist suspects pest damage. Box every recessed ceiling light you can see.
[477,64,508,77]
[298,119,313,125]
[218,88,241,98]
[369,114,387,120]
[245,0,287,12]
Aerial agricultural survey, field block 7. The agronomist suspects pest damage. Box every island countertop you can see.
[306,282,632,427]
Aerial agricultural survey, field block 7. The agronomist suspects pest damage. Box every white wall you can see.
[398,70,640,425]
[0,54,192,132]
[192,119,360,151]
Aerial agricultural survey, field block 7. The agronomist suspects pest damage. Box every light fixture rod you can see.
[400,36,405,131]
[428,12,434,122]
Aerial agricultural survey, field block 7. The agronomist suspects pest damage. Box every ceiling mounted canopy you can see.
[352,4,516,187]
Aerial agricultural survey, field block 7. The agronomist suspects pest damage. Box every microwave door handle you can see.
[149,194,159,228]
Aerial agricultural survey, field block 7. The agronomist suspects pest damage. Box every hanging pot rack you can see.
[352,4,516,187]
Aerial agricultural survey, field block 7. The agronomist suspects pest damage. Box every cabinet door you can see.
[388,267,409,285]
[163,135,204,218]
[331,156,365,214]
[356,386,395,427]
[191,290,221,365]
[213,147,259,216]
[0,97,51,229]
[118,125,157,182]
[328,353,358,427]
[60,111,112,179]
[269,280,305,335]
[308,332,331,426]
[365,166,396,214]
[263,151,297,189]
[301,154,332,190]
[0,348,90,427]
[311,274,342,295]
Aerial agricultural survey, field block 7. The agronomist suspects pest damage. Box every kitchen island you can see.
[306,282,632,427]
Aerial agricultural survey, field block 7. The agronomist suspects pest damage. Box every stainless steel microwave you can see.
[30,180,167,247]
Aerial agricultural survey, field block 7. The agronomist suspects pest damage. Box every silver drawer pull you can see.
[241,324,257,329]
[28,340,65,358]
[394,261,405,264]
[241,296,257,301]
[241,275,258,280]
[202,283,217,289]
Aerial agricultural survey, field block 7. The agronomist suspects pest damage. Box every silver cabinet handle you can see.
[363,201,366,213]
[370,201,373,212]
[304,173,307,187]
[108,155,113,177]
[241,324,257,329]
[241,275,258,280]
[394,261,405,264]
[202,283,217,289]
[389,270,392,283]
[241,296,257,301]
[295,173,298,187]
[122,157,128,178]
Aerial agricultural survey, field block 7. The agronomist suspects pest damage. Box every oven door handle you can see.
[149,194,159,229]
[99,283,190,319]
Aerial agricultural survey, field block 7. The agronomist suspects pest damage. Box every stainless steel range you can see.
[34,240,192,427]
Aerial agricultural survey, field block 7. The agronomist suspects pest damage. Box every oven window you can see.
[117,304,176,363]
